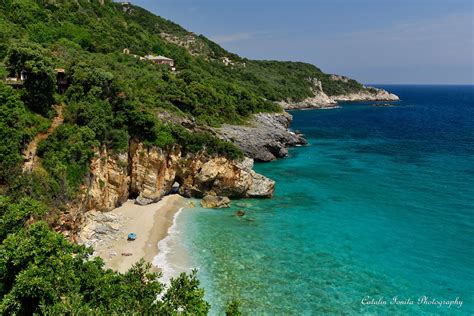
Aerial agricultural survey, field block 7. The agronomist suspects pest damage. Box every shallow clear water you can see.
[180,85,474,314]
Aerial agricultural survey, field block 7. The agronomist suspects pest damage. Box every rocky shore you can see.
[331,88,400,103]
[217,112,307,162]
[63,111,303,239]
[278,77,399,110]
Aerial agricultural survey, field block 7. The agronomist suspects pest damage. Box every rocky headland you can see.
[278,77,399,110]
[157,109,308,162]
[217,112,307,162]
[331,88,400,103]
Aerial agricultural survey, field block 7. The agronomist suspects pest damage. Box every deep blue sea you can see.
[179,85,474,314]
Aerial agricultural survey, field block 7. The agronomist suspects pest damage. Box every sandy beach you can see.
[89,195,189,274]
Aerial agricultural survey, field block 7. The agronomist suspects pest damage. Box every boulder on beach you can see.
[201,195,231,208]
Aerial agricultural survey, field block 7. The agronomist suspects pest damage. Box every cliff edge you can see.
[217,112,307,162]
[83,141,274,214]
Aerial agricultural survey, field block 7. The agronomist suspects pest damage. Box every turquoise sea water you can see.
[180,85,474,314]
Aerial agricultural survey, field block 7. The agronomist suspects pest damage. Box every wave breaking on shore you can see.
[153,206,192,284]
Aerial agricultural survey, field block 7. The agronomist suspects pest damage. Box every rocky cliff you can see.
[155,110,308,163]
[278,77,399,110]
[84,140,275,213]
[217,112,307,162]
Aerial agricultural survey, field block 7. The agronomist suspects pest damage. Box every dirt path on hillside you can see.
[23,105,64,172]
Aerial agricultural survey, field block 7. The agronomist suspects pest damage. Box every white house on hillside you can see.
[144,55,175,67]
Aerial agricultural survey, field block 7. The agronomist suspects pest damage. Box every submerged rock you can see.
[201,195,231,208]
[236,210,246,217]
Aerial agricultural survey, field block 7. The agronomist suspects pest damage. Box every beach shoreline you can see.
[82,195,189,274]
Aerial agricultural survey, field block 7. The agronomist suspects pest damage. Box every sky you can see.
[131,0,474,84]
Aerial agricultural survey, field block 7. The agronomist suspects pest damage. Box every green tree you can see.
[0,196,48,241]
[0,83,26,183]
[5,42,55,114]
[162,270,211,314]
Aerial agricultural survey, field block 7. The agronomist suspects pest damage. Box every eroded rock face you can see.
[84,141,275,212]
[217,112,307,162]
[87,148,129,212]
[129,142,179,205]
[201,195,231,208]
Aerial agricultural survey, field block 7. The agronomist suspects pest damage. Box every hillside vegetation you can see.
[0,0,372,313]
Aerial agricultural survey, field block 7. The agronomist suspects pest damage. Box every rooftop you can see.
[144,55,174,61]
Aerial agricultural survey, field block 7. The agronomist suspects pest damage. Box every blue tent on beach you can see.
[127,233,137,241]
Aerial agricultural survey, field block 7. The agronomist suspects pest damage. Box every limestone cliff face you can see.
[87,149,129,212]
[84,141,275,213]
[278,77,399,110]
[128,142,179,205]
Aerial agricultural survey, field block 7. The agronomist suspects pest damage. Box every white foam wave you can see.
[152,207,189,285]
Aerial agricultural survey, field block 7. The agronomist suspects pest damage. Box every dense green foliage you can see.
[5,42,56,114]
[0,82,49,184]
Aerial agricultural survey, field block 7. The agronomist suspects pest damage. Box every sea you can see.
[163,85,474,314]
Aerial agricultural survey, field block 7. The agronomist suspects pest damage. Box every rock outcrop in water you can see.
[217,112,307,162]
[84,140,275,213]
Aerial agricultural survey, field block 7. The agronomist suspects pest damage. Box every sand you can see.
[92,195,189,274]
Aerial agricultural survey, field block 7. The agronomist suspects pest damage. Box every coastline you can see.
[81,195,189,274]
[152,205,193,283]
